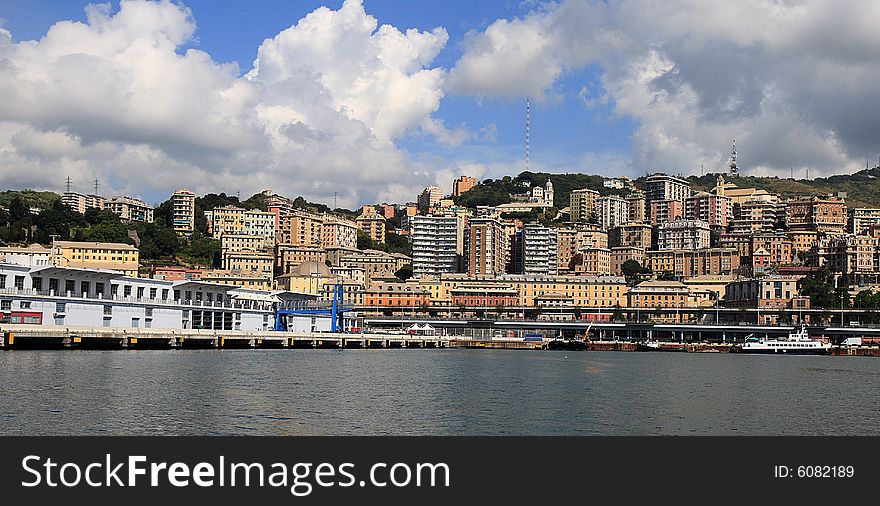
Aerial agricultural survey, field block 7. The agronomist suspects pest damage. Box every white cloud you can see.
[449,0,880,178]
[0,0,455,207]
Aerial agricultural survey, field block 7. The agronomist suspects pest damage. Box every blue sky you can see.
[1,1,875,206]
[0,0,636,201]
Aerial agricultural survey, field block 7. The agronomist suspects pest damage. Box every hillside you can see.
[455,171,629,209]
[458,166,880,210]
[686,166,880,208]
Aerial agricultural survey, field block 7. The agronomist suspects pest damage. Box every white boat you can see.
[738,325,831,355]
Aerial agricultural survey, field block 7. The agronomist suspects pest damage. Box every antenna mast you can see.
[525,98,530,173]
[94,178,99,195]
[729,139,738,176]
[65,176,72,194]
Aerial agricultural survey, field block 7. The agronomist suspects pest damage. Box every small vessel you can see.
[737,325,831,355]
[637,340,687,352]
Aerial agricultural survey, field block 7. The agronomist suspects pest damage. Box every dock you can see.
[0,325,449,350]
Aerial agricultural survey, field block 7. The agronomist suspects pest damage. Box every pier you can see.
[2,322,879,356]
[0,325,449,350]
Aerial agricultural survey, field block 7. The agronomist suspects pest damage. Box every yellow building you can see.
[275,261,335,295]
[278,211,324,246]
[411,274,627,308]
[356,206,387,243]
[222,250,273,278]
[54,241,139,277]
[576,248,612,275]
[570,189,600,222]
[627,280,713,310]
[198,269,272,291]
[322,216,358,249]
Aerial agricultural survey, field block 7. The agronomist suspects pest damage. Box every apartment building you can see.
[53,241,140,277]
[850,208,880,235]
[657,219,711,250]
[610,247,645,276]
[356,206,387,243]
[625,192,647,223]
[609,222,652,250]
[521,224,558,276]
[570,188,600,222]
[644,174,692,204]
[645,248,740,278]
[278,211,324,246]
[785,195,847,235]
[685,192,731,228]
[418,186,444,210]
[466,217,509,276]
[649,199,684,225]
[105,196,154,223]
[452,175,478,196]
[171,188,196,236]
[410,215,461,277]
[276,245,327,275]
[61,192,105,214]
[321,216,358,249]
[595,195,628,229]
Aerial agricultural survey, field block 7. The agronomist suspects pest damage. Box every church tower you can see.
[544,179,554,207]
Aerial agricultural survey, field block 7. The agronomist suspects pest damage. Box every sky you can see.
[1,0,879,208]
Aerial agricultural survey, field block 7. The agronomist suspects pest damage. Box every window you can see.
[150,288,157,299]
[111,284,119,296]
[55,302,65,313]
[103,305,112,315]
[54,316,64,325]
[20,301,31,309]
[102,318,111,327]
[124,285,132,297]
[81,281,90,296]
[32,277,42,291]
[131,318,140,328]
[162,289,169,301]
[137,287,145,299]
[14,276,25,290]
[96,283,104,296]
[65,280,75,294]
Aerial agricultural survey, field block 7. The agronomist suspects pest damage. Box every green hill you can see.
[458,166,880,210]
[686,166,880,208]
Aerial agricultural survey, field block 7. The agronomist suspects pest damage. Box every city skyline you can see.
[2,0,880,208]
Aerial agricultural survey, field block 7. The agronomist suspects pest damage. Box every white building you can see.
[410,215,461,277]
[658,219,711,250]
[0,263,341,332]
[522,224,558,275]
[594,195,628,230]
[644,174,692,205]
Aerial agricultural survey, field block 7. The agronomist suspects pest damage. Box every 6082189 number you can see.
[797,466,854,478]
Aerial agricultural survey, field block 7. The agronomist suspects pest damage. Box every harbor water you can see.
[1,349,877,435]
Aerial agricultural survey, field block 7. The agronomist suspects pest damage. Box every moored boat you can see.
[736,325,831,355]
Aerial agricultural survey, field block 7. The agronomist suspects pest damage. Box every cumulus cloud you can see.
[449,0,880,178]
[0,0,454,207]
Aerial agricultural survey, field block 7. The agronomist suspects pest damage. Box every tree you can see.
[621,259,642,279]
[395,265,413,281]
[8,197,29,222]
[385,232,411,256]
[357,229,376,250]
[657,270,677,281]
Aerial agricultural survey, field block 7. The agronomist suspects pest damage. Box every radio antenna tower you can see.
[525,97,530,173]
[334,191,338,209]
[94,178,99,195]
[729,139,738,176]
[65,176,72,193]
